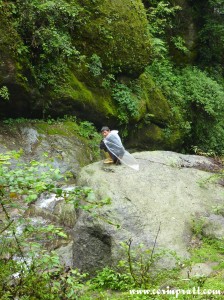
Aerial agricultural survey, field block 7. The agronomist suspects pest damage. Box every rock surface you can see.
[74,151,224,273]
[180,262,218,279]
[203,214,224,240]
[0,122,93,177]
[1,124,223,273]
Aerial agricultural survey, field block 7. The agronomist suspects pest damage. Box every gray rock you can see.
[74,151,224,273]
[0,123,92,176]
[27,186,78,229]
[56,242,74,267]
[54,201,77,228]
[203,214,224,239]
[180,262,218,279]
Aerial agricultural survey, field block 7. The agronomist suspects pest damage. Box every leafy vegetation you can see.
[2,0,84,92]
[112,83,140,125]
[80,235,224,299]
[145,0,182,58]
[0,86,9,101]
[0,150,113,299]
[0,151,86,299]
[146,59,224,154]
[198,0,224,76]
[1,0,224,154]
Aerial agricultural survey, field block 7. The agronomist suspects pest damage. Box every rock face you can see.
[0,2,179,150]
[203,214,224,240]
[0,122,93,176]
[1,123,223,273]
[74,151,224,273]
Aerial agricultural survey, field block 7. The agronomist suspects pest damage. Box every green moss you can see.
[33,119,101,161]
[52,69,118,121]
[126,121,183,150]
[164,128,183,149]
[138,72,171,123]
[203,275,224,291]
[35,123,74,136]
[34,120,86,138]
[0,12,18,83]
[0,12,18,55]
[126,123,164,150]
[75,0,151,75]
[189,237,224,265]
[121,71,184,150]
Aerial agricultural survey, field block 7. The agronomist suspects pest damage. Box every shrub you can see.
[112,83,140,124]
[0,86,9,101]
[146,59,224,153]
[0,151,93,299]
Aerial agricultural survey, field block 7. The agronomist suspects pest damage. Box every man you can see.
[100,126,125,164]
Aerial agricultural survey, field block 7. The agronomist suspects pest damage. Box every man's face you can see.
[101,130,110,138]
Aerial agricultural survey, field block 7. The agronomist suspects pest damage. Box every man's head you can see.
[101,126,110,138]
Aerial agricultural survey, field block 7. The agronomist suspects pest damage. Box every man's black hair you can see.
[101,126,110,132]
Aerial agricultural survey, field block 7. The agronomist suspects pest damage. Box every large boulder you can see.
[75,0,151,75]
[0,0,151,118]
[125,72,182,150]
[74,151,224,273]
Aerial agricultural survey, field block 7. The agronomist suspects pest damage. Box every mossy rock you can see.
[137,72,171,125]
[126,122,183,150]
[0,10,32,87]
[45,69,118,125]
[0,11,19,57]
[123,72,184,150]
[125,123,164,150]
[75,0,151,75]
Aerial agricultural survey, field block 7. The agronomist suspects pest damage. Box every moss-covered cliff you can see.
[0,0,224,153]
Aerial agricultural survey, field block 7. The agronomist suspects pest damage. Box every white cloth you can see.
[104,130,139,171]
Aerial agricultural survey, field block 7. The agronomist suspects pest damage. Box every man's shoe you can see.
[103,158,114,164]
[116,159,121,165]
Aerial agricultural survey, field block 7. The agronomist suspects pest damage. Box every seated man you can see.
[100,126,125,164]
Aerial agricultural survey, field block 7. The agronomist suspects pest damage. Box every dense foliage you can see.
[198,0,224,77]
[0,0,224,152]
[146,60,224,153]
[0,151,84,299]
[8,0,83,91]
